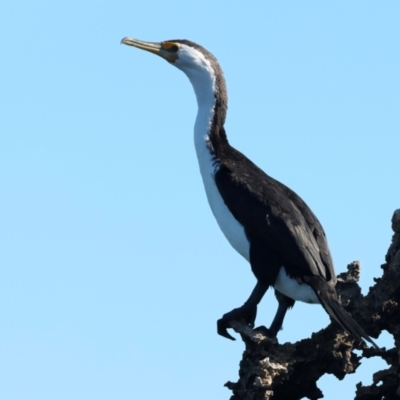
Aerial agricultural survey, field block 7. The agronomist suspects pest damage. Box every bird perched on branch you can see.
[121,36,378,349]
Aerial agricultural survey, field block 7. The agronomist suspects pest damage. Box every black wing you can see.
[214,146,335,282]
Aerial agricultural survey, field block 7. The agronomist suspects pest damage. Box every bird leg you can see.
[267,290,295,337]
[217,281,269,340]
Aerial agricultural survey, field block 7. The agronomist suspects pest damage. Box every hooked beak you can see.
[121,37,178,63]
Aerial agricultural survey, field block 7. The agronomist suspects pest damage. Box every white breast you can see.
[200,155,250,261]
[194,102,250,261]
[178,47,251,262]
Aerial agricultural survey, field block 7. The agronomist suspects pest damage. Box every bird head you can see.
[121,36,227,117]
[121,37,223,84]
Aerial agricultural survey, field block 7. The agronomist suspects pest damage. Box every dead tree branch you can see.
[225,209,400,400]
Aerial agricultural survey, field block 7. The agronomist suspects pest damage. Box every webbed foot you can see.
[217,303,257,340]
[254,325,276,338]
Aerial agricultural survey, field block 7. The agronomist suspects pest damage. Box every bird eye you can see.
[161,42,179,52]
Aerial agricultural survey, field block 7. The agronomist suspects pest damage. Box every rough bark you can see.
[225,209,400,400]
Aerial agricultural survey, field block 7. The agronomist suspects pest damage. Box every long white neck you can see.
[172,43,251,260]
[188,70,217,169]
[175,57,218,177]
[172,43,227,180]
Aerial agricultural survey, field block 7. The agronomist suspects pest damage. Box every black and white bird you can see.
[121,37,378,348]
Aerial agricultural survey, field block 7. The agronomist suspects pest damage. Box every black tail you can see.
[306,276,379,349]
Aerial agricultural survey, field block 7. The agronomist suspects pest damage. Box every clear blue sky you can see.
[1,1,399,399]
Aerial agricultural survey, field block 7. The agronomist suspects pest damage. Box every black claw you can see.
[217,318,236,340]
[217,303,258,340]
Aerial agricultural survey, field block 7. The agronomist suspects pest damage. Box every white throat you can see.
[174,45,218,181]
[174,45,251,260]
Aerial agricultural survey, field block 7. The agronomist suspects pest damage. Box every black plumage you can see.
[121,37,378,349]
[213,140,377,348]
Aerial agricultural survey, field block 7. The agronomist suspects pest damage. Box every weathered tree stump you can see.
[225,209,400,400]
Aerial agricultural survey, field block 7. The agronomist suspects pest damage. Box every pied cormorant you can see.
[121,37,378,348]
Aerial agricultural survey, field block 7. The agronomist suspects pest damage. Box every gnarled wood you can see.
[225,209,400,400]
